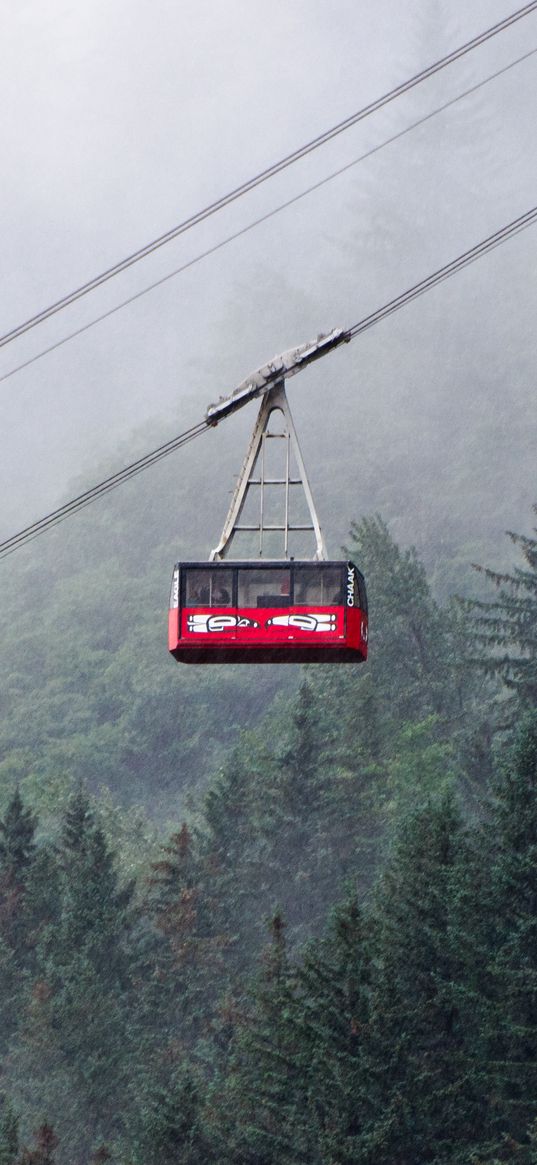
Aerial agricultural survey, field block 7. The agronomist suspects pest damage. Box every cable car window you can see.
[185,569,233,607]
[237,568,291,608]
[293,566,345,606]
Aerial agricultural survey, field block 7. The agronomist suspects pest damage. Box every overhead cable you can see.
[346,205,537,339]
[1,45,535,388]
[1,203,536,561]
[1,1,536,353]
[0,422,208,560]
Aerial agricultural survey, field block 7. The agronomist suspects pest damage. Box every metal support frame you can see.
[210,380,327,561]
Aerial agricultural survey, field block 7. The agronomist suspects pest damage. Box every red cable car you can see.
[168,332,368,665]
[168,559,368,664]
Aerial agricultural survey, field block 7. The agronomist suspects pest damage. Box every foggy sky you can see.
[1,0,536,554]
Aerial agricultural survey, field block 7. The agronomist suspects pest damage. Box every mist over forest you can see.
[0,1,536,1161]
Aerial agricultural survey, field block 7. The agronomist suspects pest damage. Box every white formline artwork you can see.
[265,613,337,632]
[187,614,260,633]
[186,612,338,634]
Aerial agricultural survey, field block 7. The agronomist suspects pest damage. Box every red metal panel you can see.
[181,604,344,642]
[168,608,180,652]
[170,603,368,664]
[346,606,369,657]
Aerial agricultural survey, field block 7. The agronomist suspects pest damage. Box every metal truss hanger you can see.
[210,379,327,561]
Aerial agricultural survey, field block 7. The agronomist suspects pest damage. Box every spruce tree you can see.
[433,715,537,1162]
[264,682,329,937]
[363,793,470,1163]
[479,714,537,1148]
[465,505,537,708]
[202,748,265,948]
[212,914,304,1165]
[289,897,372,1164]
[148,821,229,1042]
[0,1101,19,1165]
[0,791,40,1054]
[126,1063,212,1165]
[346,515,461,725]
[0,789,37,953]
[0,790,36,887]
[6,789,138,1156]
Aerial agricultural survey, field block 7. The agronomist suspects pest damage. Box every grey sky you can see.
[1,0,536,547]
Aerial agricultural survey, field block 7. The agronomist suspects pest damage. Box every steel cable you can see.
[1,204,536,561]
[1,46,535,387]
[1,1,536,352]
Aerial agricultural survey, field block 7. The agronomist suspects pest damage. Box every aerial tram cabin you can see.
[169,559,368,664]
[168,331,368,665]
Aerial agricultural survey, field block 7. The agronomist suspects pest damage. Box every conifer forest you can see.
[1,2,537,1162]
[0,507,536,1163]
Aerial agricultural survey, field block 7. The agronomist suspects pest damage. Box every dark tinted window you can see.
[184,568,233,607]
[293,566,345,606]
[237,568,291,608]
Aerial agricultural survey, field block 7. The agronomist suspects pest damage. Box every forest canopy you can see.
[0,505,536,1162]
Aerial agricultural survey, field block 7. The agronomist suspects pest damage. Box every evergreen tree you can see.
[0,1102,19,1165]
[363,793,471,1163]
[289,897,372,1164]
[5,790,138,1157]
[431,715,537,1162]
[147,820,230,1043]
[347,515,462,725]
[0,938,20,1057]
[0,790,37,953]
[264,682,329,937]
[0,790,36,887]
[22,847,62,957]
[0,792,41,1055]
[279,681,320,796]
[126,1063,212,1165]
[308,515,479,808]
[479,714,537,1149]
[201,746,271,983]
[465,506,537,708]
[211,914,304,1164]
